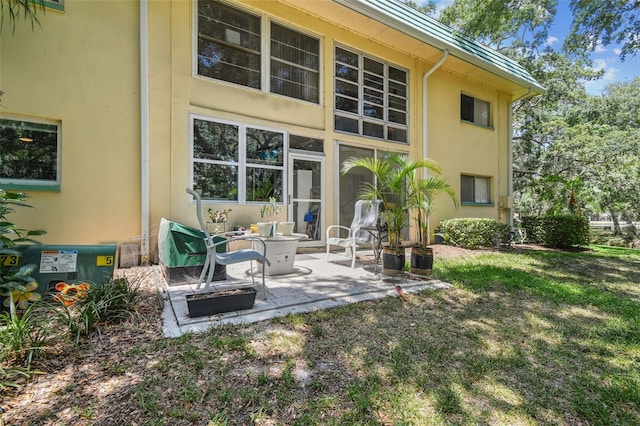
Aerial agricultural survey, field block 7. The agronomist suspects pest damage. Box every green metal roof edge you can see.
[334,0,545,95]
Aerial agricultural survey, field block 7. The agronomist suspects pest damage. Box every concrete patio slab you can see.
[157,250,452,337]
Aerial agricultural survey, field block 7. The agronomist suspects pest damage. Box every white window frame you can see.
[461,174,492,205]
[460,93,491,128]
[0,116,61,189]
[190,114,288,204]
[193,0,322,104]
[333,44,409,143]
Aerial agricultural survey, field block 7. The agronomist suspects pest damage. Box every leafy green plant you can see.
[55,277,140,343]
[342,154,437,250]
[0,189,46,317]
[259,197,281,222]
[521,214,590,248]
[437,218,510,248]
[0,301,53,367]
[408,161,458,248]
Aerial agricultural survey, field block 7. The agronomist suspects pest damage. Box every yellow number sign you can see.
[0,254,20,267]
[96,256,114,267]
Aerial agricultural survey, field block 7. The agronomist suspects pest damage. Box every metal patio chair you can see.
[326,200,382,268]
[186,188,270,299]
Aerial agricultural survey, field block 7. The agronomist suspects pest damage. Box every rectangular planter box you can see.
[186,287,257,318]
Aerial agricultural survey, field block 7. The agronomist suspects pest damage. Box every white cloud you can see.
[614,48,622,55]
[544,36,559,46]
[433,0,453,13]
[594,40,607,53]
[590,58,619,81]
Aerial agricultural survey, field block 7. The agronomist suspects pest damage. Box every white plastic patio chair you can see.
[186,188,270,299]
[326,200,382,268]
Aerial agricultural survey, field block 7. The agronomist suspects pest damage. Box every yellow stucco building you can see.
[1,0,543,261]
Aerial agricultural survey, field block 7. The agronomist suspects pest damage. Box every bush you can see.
[521,215,589,248]
[437,218,510,249]
[55,277,140,343]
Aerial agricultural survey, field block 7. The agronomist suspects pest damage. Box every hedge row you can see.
[520,215,589,248]
[437,218,510,249]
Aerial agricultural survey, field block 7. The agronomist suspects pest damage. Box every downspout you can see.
[508,88,532,228]
[422,49,447,244]
[422,49,448,162]
[140,0,150,264]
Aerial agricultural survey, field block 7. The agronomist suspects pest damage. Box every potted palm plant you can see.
[407,162,458,275]
[342,154,435,274]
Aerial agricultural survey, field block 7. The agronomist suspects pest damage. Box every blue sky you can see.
[430,0,638,95]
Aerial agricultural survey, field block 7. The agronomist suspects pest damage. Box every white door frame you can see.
[288,151,325,247]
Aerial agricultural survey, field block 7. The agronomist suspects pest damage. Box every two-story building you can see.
[0,0,543,261]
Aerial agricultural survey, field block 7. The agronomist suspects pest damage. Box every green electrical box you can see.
[7,244,118,295]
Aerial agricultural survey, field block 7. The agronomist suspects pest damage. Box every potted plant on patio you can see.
[407,162,458,275]
[342,154,436,275]
[258,196,281,236]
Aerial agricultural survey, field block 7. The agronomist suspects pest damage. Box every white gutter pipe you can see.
[421,50,448,244]
[422,49,448,162]
[140,0,150,264]
[508,88,532,228]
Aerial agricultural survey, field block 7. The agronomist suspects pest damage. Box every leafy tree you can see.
[565,0,640,60]
[432,0,640,228]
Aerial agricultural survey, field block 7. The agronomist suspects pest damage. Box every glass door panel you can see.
[289,154,324,245]
[338,145,374,229]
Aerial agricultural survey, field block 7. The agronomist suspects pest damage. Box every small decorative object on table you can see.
[186,287,257,317]
[207,207,232,234]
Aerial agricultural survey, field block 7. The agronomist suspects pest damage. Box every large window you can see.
[460,94,490,127]
[0,118,60,188]
[334,46,408,143]
[197,0,320,103]
[270,23,320,103]
[461,175,491,204]
[192,116,284,203]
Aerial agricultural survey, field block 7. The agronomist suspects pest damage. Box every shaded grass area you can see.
[4,246,640,425]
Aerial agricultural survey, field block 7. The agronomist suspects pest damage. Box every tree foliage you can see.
[565,0,640,60]
[430,0,640,231]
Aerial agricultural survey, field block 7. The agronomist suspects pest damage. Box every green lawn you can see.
[4,246,639,425]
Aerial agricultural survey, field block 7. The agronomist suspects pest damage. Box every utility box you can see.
[12,244,117,295]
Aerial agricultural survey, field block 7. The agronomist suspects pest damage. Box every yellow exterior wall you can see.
[2,0,532,254]
[0,0,141,245]
[158,0,519,239]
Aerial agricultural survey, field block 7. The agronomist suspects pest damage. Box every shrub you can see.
[0,189,46,315]
[521,215,589,248]
[437,218,510,249]
[55,277,140,343]
[0,302,55,367]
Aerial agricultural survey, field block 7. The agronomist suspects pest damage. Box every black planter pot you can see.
[410,247,433,276]
[186,287,257,318]
[382,247,405,275]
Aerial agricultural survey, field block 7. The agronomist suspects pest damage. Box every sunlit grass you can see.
[5,246,639,425]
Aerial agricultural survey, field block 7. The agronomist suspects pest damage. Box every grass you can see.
[3,245,639,425]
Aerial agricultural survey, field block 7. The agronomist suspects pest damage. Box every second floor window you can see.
[334,46,409,143]
[461,94,490,127]
[197,0,320,103]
